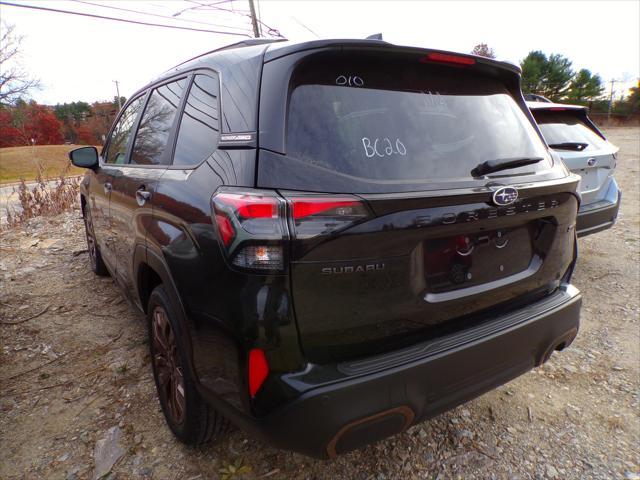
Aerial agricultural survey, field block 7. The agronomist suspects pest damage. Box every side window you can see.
[130,78,186,166]
[173,74,220,166]
[104,96,145,164]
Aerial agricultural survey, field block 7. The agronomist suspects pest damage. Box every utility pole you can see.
[608,78,618,121]
[113,80,122,111]
[248,0,260,38]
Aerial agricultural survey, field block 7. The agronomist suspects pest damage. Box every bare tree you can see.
[0,22,40,105]
[471,43,496,59]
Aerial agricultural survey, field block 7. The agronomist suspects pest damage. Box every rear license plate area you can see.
[577,168,599,192]
[424,226,533,293]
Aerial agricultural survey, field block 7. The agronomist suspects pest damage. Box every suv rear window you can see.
[286,56,550,184]
[531,110,608,151]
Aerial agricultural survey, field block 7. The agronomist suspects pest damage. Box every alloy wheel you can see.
[151,306,186,425]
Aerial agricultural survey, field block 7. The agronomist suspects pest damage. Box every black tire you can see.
[83,206,109,276]
[147,285,230,444]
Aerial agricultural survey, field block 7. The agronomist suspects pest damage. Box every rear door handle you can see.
[104,182,112,194]
[136,187,152,206]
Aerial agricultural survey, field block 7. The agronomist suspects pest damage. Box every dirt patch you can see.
[1,127,638,480]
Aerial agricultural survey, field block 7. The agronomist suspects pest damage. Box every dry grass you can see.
[4,165,80,228]
[0,145,89,184]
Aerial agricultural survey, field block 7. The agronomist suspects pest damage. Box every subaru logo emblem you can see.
[493,187,518,206]
[587,157,597,167]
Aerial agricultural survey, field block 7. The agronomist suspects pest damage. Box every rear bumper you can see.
[237,284,581,458]
[577,178,621,237]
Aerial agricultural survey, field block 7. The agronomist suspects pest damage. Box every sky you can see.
[1,0,639,105]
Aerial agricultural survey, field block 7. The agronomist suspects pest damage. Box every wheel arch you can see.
[135,246,197,362]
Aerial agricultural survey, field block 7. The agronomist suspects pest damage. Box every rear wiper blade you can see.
[470,157,544,177]
[547,142,588,151]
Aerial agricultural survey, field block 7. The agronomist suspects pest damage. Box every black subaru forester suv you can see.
[70,39,582,458]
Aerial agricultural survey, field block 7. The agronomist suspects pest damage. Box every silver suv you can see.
[527,100,621,236]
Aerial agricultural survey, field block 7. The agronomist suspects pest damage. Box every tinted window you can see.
[104,96,144,164]
[173,74,220,166]
[532,110,609,151]
[286,56,550,185]
[131,79,186,166]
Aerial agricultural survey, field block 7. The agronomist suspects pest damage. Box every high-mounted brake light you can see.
[420,52,476,66]
[248,348,269,398]
[549,107,567,111]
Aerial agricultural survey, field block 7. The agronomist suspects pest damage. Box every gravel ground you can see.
[1,127,638,480]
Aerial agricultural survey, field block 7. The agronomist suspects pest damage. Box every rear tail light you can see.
[212,189,286,271]
[233,245,283,269]
[287,195,371,239]
[211,189,371,271]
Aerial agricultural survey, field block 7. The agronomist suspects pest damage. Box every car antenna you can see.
[366,33,383,40]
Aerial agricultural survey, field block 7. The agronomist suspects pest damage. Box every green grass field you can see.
[0,145,91,184]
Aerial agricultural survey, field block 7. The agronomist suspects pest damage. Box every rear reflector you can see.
[248,348,269,398]
[421,52,476,66]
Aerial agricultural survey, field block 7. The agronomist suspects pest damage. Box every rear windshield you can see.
[286,56,550,184]
[531,110,608,151]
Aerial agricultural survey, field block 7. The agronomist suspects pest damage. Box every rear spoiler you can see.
[264,39,521,75]
[527,102,607,140]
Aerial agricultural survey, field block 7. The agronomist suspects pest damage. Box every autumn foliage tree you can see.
[0,108,22,147]
[54,101,91,143]
[0,100,63,146]
[470,43,496,59]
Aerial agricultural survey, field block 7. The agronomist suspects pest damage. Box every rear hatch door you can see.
[531,107,618,204]
[258,48,580,363]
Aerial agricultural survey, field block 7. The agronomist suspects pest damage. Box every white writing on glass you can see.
[336,75,364,87]
[422,91,448,112]
[362,137,407,158]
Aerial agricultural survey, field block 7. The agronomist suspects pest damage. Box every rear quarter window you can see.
[173,74,220,166]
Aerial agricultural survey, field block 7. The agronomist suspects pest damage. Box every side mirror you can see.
[69,146,99,169]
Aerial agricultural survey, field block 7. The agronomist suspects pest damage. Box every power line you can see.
[290,16,320,39]
[184,0,250,15]
[0,1,252,37]
[175,0,283,38]
[70,0,253,32]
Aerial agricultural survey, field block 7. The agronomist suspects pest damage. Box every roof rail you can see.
[168,38,287,71]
